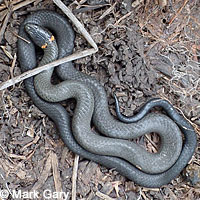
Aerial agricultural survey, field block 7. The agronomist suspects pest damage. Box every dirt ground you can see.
[0,0,200,199]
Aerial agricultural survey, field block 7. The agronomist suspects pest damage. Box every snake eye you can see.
[25,23,55,49]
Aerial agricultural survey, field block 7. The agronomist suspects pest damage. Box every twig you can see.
[0,0,98,91]
[0,0,36,43]
[0,9,7,21]
[0,9,12,43]
[71,154,79,200]
[1,46,13,59]
[0,0,24,11]
[10,53,17,79]
[114,11,133,26]
[0,49,95,90]
[144,134,158,153]
[99,2,117,20]
[168,0,189,26]
[96,191,115,200]
[52,152,63,200]
[53,0,98,51]
[12,0,36,11]
[74,4,108,14]
[9,29,31,43]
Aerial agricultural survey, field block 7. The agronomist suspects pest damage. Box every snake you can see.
[17,10,197,187]
[24,16,182,174]
[27,22,184,174]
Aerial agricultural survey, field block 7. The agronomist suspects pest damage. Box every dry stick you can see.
[168,0,189,26]
[0,9,7,21]
[74,4,108,14]
[9,29,31,43]
[1,45,13,59]
[0,9,12,43]
[0,48,95,90]
[0,0,37,44]
[0,0,98,91]
[53,0,98,51]
[114,11,133,26]
[71,155,79,200]
[0,0,24,11]
[99,2,117,20]
[10,53,17,79]
[51,152,63,200]
[12,0,36,11]
[0,0,36,20]
[96,191,115,200]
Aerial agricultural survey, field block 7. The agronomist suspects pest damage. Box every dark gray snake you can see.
[17,10,197,187]
[22,12,183,174]
[27,22,183,174]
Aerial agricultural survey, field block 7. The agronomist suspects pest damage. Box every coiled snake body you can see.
[18,10,197,187]
[31,23,183,174]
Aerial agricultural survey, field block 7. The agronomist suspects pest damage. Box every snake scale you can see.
[17,10,197,187]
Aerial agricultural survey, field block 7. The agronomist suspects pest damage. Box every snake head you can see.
[25,23,55,49]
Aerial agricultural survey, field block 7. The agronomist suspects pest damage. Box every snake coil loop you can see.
[18,10,197,187]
